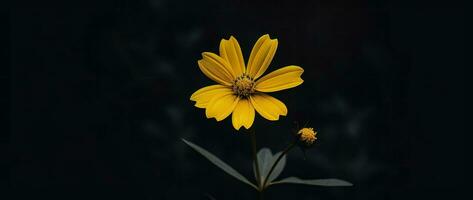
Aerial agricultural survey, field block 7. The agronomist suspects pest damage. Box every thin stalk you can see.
[261,141,296,189]
[250,131,262,191]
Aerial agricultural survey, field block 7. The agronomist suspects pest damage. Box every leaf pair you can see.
[252,148,352,188]
[182,139,352,191]
[253,148,286,188]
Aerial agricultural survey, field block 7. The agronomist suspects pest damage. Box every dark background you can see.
[10,0,465,199]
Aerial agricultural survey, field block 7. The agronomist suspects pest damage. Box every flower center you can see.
[232,74,255,98]
[298,128,317,145]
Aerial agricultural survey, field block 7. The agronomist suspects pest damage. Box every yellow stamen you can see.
[232,74,255,98]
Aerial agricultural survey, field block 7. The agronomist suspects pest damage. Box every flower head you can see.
[190,34,304,130]
[297,127,317,147]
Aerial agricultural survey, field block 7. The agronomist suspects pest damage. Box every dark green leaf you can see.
[182,139,257,190]
[271,177,353,187]
[267,151,286,183]
[253,148,272,185]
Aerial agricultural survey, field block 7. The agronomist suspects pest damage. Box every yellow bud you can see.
[297,127,317,146]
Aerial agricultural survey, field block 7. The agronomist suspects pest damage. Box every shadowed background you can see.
[10,0,465,199]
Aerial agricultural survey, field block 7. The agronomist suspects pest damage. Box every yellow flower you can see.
[190,34,304,130]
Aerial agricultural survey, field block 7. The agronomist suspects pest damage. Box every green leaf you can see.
[267,151,286,183]
[270,177,353,187]
[182,139,258,190]
[253,148,287,187]
[253,148,272,184]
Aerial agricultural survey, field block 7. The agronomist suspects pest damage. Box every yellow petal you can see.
[220,36,245,76]
[246,34,278,79]
[198,52,235,86]
[255,65,304,92]
[250,93,287,121]
[231,99,255,130]
[190,85,232,108]
[205,93,239,121]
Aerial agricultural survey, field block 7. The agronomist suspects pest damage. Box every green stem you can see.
[261,141,296,189]
[250,131,262,191]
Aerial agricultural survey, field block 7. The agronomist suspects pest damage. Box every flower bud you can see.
[296,127,317,147]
